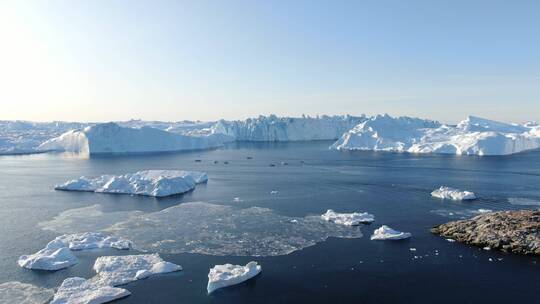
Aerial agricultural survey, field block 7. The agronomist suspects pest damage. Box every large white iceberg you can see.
[211,115,367,141]
[0,281,54,304]
[50,277,130,304]
[207,261,261,293]
[55,170,208,197]
[18,233,131,271]
[370,225,412,240]
[431,186,476,200]
[331,115,540,156]
[38,122,230,154]
[92,254,182,286]
[321,209,375,226]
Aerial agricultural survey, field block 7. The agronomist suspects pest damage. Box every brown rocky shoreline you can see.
[432,210,540,255]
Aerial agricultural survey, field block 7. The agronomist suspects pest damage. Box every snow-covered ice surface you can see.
[106,202,363,256]
[207,261,261,293]
[331,115,540,156]
[39,123,230,154]
[211,115,367,141]
[91,254,182,286]
[321,209,375,226]
[55,170,208,197]
[18,233,131,271]
[0,281,54,304]
[39,205,143,234]
[431,186,477,200]
[370,225,411,240]
[50,277,130,304]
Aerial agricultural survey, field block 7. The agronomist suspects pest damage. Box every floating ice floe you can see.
[321,209,375,226]
[431,186,476,201]
[207,261,261,293]
[50,277,130,304]
[370,225,412,240]
[39,122,231,154]
[331,115,540,156]
[92,254,182,286]
[507,197,540,206]
[103,202,363,256]
[0,281,54,304]
[55,170,208,197]
[18,232,131,271]
[477,209,492,214]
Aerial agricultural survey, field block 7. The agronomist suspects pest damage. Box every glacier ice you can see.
[18,233,131,271]
[39,122,230,154]
[49,277,130,304]
[331,115,540,156]
[207,261,261,294]
[321,209,375,226]
[92,254,182,286]
[211,115,367,141]
[0,281,54,304]
[370,225,411,240]
[55,170,208,197]
[431,186,477,200]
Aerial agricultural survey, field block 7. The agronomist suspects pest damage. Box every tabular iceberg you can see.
[0,281,54,304]
[38,122,230,154]
[431,186,476,200]
[211,115,367,141]
[331,115,540,156]
[50,277,130,304]
[321,209,375,226]
[55,170,208,197]
[370,225,412,240]
[92,254,182,286]
[18,232,131,271]
[207,261,261,293]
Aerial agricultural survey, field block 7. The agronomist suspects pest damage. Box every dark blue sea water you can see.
[1,141,540,303]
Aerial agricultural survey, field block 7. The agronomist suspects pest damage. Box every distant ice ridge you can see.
[55,170,208,197]
[211,115,367,141]
[331,115,540,156]
[39,122,231,154]
[321,209,375,226]
[18,232,130,271]
[431,186,476,201]
[0,281,54,304]
[370,225,412,240]
[207,262,261,293]
[50,254,180,304]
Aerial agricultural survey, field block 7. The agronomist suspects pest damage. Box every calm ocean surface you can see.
[1,141,540,303]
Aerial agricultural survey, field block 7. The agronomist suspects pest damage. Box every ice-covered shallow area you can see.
[431,186,476,201]
[207,261,261,293]
[331,115,540,155]
[50,277,130,304]
[39,123,230,154]
[55,170,208,197]
[321,209,375,226]
[0,281,54,304]
[370,225,412,240]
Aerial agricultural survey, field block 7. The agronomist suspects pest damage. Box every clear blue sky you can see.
[1,0,539,123]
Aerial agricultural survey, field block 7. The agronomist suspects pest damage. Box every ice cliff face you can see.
[39,123,230,154]
[211,115,367,141]
[331,115,540,156]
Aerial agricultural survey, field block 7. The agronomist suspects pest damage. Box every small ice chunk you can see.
[483,247,491,251]
[270,190,279,194]
[370,225,412,240]
[321,209,375,226]
[18,246,77,271]
[477,209,492,214]
[409,248,417,251]
[233,197,242,202]
[431,186,476,200]
[0,281,54,304]
[207,261,261,293]
[93,254,182,286]
[55,170,208,197]
[50,277,130,304]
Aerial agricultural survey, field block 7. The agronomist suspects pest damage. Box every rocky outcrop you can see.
[432,210,540,255]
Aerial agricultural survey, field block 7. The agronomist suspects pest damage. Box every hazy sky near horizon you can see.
[1,0,539,123]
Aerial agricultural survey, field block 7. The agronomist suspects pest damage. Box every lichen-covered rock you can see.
[432,210,540,255]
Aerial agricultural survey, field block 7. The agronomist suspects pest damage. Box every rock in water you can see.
[432,210,540,255]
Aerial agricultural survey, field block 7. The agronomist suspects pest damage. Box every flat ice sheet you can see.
[0,281,54,304]
[50,277,130,304]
